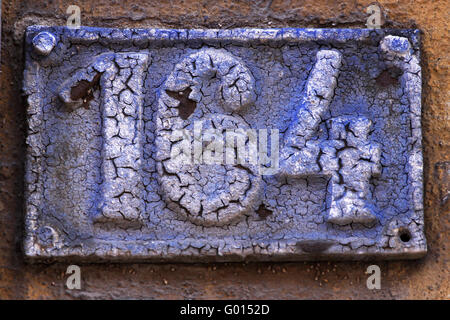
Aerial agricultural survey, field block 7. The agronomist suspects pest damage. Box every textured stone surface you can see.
[0,0,448,300]
[23,26,425,262]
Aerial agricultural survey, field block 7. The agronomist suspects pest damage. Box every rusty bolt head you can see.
[379,35,411,59]
[37,226,56,247]
[32,31,57,56]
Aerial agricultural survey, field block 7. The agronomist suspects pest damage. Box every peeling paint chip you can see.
[23,26,426,262]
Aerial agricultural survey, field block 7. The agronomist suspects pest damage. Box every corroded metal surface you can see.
[23,26,425,262]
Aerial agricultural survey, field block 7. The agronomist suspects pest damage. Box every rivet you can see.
[32,31,57,56]
[37,226,57,247]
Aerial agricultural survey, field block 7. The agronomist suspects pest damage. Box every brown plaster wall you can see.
[0,0,448,299]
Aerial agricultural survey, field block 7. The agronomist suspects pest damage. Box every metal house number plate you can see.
[23,26,426,262]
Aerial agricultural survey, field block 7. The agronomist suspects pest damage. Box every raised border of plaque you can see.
[23,26,426,262]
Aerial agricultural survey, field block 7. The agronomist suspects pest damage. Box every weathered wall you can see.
[0,0,448,299]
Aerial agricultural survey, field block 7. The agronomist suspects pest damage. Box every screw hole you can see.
[398,228,411,243]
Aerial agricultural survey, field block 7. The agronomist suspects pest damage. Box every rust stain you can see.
[70,72,102,109]
[166,87,197,120]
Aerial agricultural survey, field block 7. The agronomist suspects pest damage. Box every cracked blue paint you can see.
[23,26,425,262]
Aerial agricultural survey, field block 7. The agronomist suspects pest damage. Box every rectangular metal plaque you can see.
[23,26,426,262]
